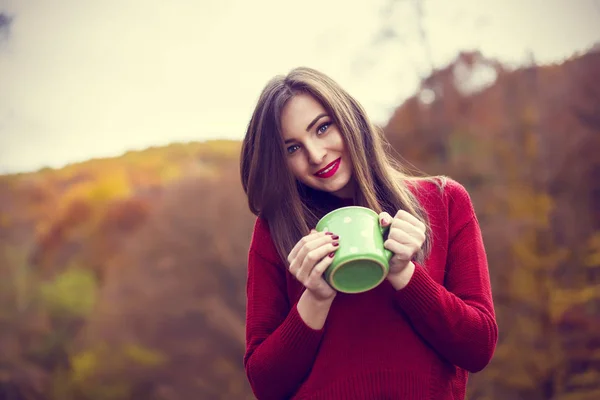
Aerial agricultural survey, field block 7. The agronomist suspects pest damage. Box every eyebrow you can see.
[283,113,329,144]
[306,113,328,132]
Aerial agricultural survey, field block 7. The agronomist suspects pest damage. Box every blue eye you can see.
[317,122,330,135]
[287,144,300,154]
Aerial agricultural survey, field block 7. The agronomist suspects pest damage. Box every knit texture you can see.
[243,179,497,400]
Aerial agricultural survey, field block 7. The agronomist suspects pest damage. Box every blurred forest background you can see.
[1,3,600,400]
[1,48,599,400]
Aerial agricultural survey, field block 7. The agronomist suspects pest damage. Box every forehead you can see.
[280,93,327,138]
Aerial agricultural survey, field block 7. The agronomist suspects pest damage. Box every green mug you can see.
[315,206,393,294]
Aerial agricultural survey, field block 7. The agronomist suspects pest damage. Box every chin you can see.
[322,175,353,196]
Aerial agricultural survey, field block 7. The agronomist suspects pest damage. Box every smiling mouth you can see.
[314,158,341,178]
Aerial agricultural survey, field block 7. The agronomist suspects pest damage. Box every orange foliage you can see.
[384,50,600,399]
[0,46,598,399]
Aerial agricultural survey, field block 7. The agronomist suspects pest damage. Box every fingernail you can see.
[380,218,386,225]
[325,232,333,235]
[329,252,335,257]
[332,242,339,247]
[332,235,339,240]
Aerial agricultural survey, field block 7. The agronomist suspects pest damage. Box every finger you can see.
[387,229,423,256]
[390,253,412,267]
[288,232,315,264]
[288,230,328,264]
[384,239,415,261]
[295,232,338,266]
[388,222,425,245]
[379,211,393,227]
[296,241,340,283]
[296,240,340,282]
[305,252,336,289]
[395,209,426,230]
[290,232,331,277]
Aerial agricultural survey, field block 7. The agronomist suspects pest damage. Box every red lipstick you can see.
[314,158,341,179]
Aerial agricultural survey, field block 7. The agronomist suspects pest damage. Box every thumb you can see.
[378,211,393,227]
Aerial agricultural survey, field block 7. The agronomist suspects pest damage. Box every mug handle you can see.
[379,224,393,261]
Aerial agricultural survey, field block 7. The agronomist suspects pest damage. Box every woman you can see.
[240,67,497,399]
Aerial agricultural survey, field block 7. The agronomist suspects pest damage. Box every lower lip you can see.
[315,159,341,179]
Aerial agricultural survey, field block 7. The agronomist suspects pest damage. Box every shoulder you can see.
[410,176,476,226]
[442,178,476,222]
[250,216,282,265]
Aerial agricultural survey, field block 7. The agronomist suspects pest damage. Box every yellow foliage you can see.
[584,232,600,267]
[68,342,163,399]
[564,370,600,394]
[87,172,131,202]
[159,164,181,182]
[70,349,98,383]
[507,187,554,227]
[520,104,540,159]
[509,267,542,302]
[59,171,130,209]
[486,358,539,389]
[511,231,570,272]
[549,285,600,321]
[201,140,241,159]
[71,342,165,383]
[41,268,97,317]
[123,343,167,367]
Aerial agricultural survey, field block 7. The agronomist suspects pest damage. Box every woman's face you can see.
[280,93,354,198]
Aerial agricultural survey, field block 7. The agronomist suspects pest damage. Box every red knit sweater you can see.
[243,179,497,400]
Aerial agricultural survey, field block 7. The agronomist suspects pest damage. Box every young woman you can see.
[240,67,497,399]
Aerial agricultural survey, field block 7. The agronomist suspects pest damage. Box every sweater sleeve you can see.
[243,218,325,400]
[393,182,498,373]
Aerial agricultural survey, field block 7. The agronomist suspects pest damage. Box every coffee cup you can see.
[316,206,393,294]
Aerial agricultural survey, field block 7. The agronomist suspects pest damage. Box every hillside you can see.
[0,140,256,399]
[385,50,600,399]
[1,49,599,399]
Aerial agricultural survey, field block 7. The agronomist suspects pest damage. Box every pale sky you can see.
[1,0,599,173]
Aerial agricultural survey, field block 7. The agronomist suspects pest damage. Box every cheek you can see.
[330,131,346,153]
[340,148,353,175]
[334,139,348,162]
[286,158,307,179]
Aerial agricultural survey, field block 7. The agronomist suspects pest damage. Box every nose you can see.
[305,141,326,165]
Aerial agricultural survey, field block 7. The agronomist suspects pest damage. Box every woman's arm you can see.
[243,219,333,400]
[392,183,498,373]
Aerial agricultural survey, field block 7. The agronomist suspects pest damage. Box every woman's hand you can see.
[287,230,340,302]
[379,210,426,289]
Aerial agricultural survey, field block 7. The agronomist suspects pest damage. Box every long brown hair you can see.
[240,67,444,265]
